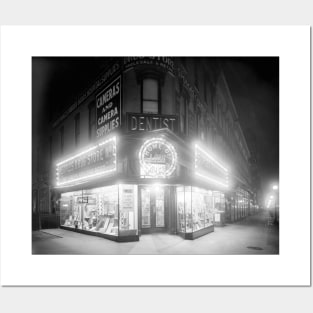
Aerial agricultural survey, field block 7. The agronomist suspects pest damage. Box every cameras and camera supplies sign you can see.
[96,76,121,139]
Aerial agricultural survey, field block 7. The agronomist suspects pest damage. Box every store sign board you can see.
[195,144,229,188]
[77,196,89,203]
[56,137,116,186]
[139,138,177,178]
[127,113,178,133]
[96,76,121,139]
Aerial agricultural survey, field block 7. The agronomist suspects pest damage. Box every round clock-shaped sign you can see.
[139,137,177,178]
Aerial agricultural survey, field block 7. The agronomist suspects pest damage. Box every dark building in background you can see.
[32,57,260,241]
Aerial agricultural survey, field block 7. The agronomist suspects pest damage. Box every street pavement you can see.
[32,211,279,255]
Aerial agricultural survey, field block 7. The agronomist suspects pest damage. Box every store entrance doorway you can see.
[140,185,168,233]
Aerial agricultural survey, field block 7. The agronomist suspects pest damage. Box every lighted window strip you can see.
[195,144,228,173]
[56,136,116,167]
[195,172,228,188]
[56,136,117,186]
[56,167,116,187]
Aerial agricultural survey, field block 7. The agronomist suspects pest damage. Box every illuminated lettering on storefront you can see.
[194,143,229,188]
[124,57,174,74]
[56,136,117,187]
[139,138,177,178]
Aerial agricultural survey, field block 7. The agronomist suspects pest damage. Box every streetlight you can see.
[272,184,279,223]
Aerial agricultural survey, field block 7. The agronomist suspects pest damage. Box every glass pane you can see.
[143,78,158,100]
[119,184,138,235]
[84,185,118,236]
[185,186,192,232]
[155,188,164,227]
[141,188,151,227]
[176,186,185,232]
[60,186,119,236]
[192,187,205,231]
[204,190,214,227]
[143,100,158,114]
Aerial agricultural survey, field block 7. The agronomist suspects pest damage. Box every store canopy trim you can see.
[56,136,117,187]
[194,143,229,189]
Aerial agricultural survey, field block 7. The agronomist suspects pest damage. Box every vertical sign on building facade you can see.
[96,76,121,138]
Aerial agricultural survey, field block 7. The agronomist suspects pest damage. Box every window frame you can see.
[141,77,161,114]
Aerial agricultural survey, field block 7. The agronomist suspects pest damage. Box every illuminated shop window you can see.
[176,186,185,232]
[176,186,214,234]
[192,187,214,231]
[60,185,139,237]
[60,186,119,236]
[142,78,159,114]
[185,186,192,232]
[119,184,138,236]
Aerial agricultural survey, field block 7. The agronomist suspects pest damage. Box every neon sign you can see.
[56,136,117,187]
[139,137,177,178]
[194,143,229,188]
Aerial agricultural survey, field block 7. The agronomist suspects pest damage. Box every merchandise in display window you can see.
[119,184,138,236]
[192,187,214,231]
[176,186,214,234]
[60,185,119,236]
[185,186,192,233]
[176,186,185,232]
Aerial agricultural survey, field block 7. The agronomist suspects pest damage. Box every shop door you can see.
[140,186,167,233]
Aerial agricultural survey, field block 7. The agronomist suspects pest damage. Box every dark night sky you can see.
[32,57,279,196]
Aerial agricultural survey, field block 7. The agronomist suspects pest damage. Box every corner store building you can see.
[49,57,257,241]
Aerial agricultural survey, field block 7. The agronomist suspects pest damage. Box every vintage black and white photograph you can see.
[32,56,279,255]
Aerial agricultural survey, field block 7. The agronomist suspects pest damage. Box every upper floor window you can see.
[142,78,159,114]
[88,103,96,140]
[75,113,80,146]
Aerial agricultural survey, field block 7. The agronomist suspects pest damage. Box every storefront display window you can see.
[192,187,205,231]
[212,191,225,212]
[185,186,192,232]
[176,186,214,234]
[176,186,185,232]
[192,187,214,231]
[60,185,119,236]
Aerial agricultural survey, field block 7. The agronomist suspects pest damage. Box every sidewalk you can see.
[32,211,279,255]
